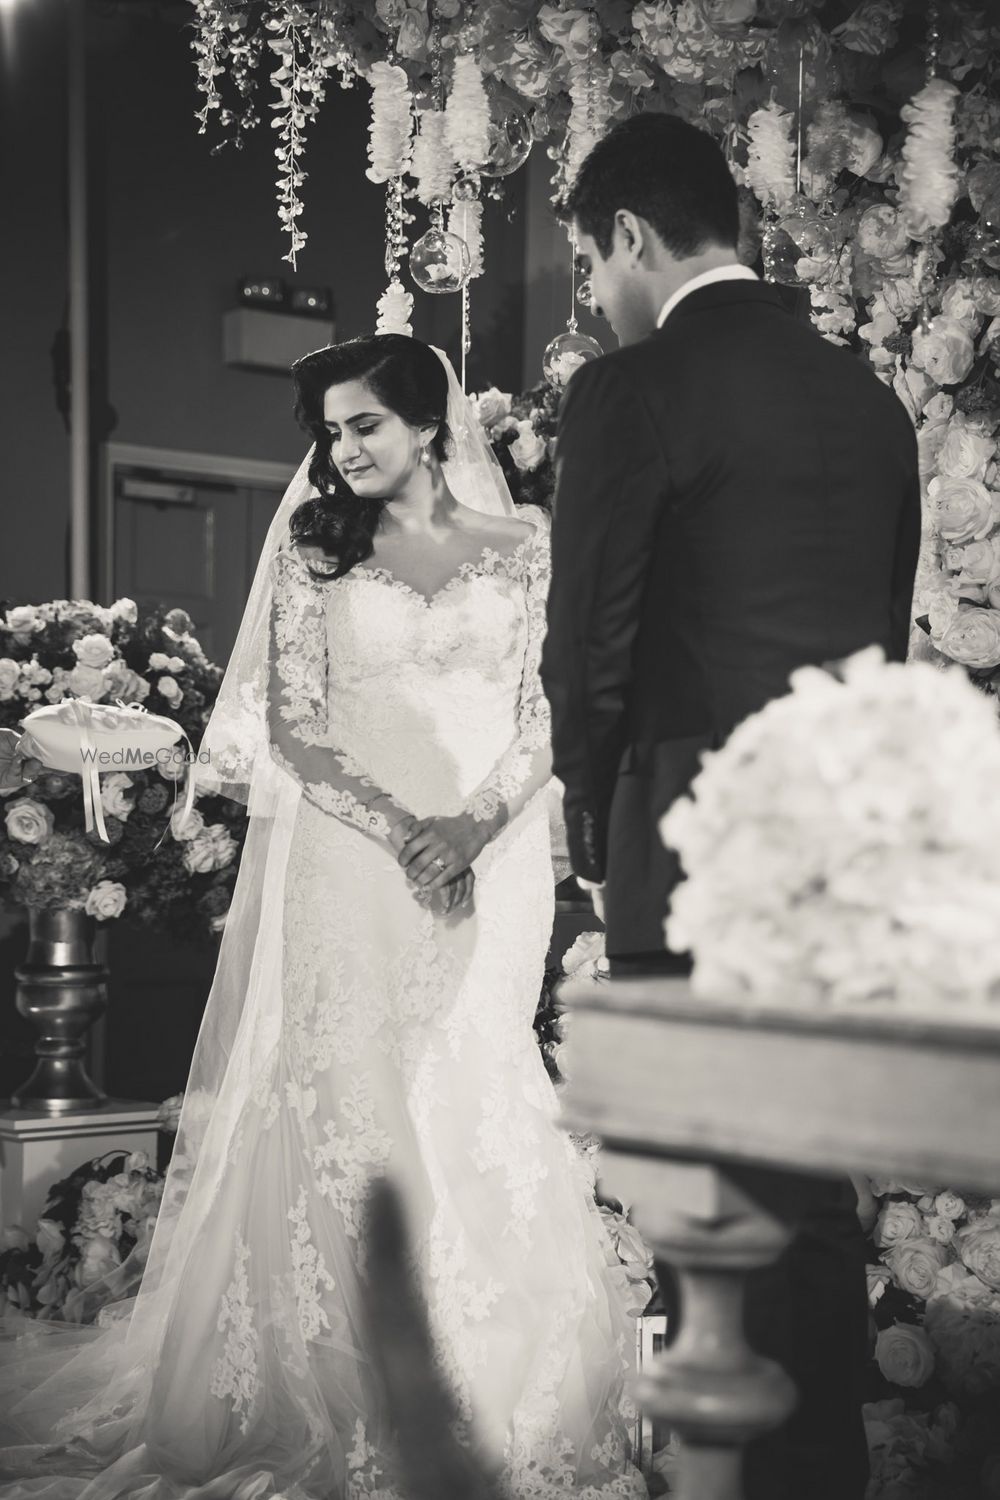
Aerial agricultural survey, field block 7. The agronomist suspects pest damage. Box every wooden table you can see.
[559,976,1000,1500]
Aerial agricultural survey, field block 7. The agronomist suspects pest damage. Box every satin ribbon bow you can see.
[68,697,198,848]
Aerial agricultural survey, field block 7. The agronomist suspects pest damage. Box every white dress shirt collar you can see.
[656,264,760,329]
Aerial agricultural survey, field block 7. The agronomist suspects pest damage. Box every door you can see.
[112,467,289,666]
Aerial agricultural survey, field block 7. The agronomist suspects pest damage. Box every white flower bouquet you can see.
[661,647,1000,1022]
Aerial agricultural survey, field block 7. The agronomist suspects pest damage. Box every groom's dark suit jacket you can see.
[541,278,921,960]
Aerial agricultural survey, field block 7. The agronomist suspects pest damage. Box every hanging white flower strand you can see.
[376,279,414,336]
[413,111,454,206]
[267,2,333,269]
[565,15,611,187]
[191,0,236,136]
[367,60,415,335]
[444,52,490,175]
[744,102,797,215]
[366,61,414,182]
[898,78,960,240]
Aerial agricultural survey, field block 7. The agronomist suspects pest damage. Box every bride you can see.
[0,334,647,1500]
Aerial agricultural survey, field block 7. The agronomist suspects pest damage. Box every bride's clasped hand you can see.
[386,809,480,915]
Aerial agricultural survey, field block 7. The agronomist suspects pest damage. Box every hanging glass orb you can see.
[767,209,838,286]
[452,173,480,201]
[542,327,603,388]
[482,103,532,178]
[409,229,472,294]
[575,276,593,310]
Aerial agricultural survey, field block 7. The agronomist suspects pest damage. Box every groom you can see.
[540,114,920,1500]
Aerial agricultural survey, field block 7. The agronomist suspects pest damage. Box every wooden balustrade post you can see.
[599,1151,797,1500]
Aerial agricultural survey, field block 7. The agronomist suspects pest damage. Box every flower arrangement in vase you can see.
[0,596,245,944]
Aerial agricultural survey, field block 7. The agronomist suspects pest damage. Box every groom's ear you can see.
[614,210,645,263]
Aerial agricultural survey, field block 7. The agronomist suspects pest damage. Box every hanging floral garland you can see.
[190,0,1000,684]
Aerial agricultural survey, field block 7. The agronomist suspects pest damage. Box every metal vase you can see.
[11,907,109,1113]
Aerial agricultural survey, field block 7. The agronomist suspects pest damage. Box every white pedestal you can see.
[0,1098,160,1236]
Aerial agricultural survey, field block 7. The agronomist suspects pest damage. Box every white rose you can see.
[941,280,984,331]
[874,1200,923,1249]
[875,1324,936,1387]
[935,1191,967,1221]
[924,393,954,422]
[931,476,997,542]
[4,797,54,845]
[509,420,547,472]
[937,424,996,482]
[0,659,19,701]
[912,317,976,386]
[109,597,137,624]
[5,605,44,643]
[925,1214,957,1246]
[956,1217,1000,1291]
[205,824,237,870]
[472,387,513,430]
[84,880,127,921]
[72,633,115,670]
[66,663,107,701]
[182,832,218,875]
[888,1238,951,1300]
[157,674,183,709]
[104,664,150,704]
[100,772,135,821]
[934,605,1000,668]
[967,277,1000,317]
[170,804,204,842]
[942,537,1000,587]
[857,204,910,260]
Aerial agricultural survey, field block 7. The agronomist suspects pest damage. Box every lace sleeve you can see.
[460,511,554,835]
[267,546,414,848]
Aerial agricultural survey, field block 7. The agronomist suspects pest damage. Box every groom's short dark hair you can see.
[560,113,739,260]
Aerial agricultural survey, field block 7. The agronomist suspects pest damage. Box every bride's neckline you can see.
[345,529,536,609]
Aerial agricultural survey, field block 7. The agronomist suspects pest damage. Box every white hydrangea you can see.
[661,648,1000,1020]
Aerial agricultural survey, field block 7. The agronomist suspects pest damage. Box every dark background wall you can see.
[1,0,530,606]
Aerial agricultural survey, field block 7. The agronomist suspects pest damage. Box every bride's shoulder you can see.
[473,506,550,550]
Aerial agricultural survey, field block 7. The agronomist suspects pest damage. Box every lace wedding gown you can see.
[0,507,647,1500]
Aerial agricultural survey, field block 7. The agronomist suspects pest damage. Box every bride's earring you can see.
[420,446,432,467]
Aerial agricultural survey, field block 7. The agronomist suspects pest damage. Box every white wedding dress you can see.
[0,506,647,1500]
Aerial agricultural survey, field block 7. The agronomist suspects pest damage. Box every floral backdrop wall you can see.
[190,0,1000,689]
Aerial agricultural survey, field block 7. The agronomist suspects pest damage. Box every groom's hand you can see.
[577,877,606,924]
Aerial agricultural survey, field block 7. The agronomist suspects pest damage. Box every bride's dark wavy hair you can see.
[288,334,452,579]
